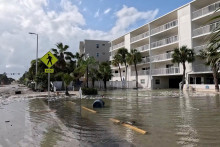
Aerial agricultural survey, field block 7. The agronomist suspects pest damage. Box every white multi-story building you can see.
[110,0,220,89]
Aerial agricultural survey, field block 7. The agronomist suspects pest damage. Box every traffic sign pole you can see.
[40,51,58,104]
[48,72,50,104]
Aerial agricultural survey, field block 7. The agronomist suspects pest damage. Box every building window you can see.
[102,44,105,46]
[96,44,99,48]
[155,79,160,84]
[141,79,145,84]
[96,53,99,57]
[115,70,118,73]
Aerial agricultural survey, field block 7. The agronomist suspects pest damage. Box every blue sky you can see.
[47,0,192,31]
[0,0,192,79]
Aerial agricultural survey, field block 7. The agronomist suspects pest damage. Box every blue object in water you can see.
[93,99,105,108]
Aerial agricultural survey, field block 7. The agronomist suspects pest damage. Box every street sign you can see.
[41,51,58,68]
[45,69,54,73]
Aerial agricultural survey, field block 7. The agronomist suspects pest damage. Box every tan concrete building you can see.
[79,40,110,63]
[110,0,220,89]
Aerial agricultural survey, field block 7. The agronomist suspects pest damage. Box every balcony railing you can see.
[193,64,212,72]
[151,20,178,35]
[112,73,126,77]
[151,52,173,62]
[151,35,178,49]
[193,21,220,37]
[194,44,207,55]
[135,44,150,52]
[192,1,220,19]
[137,57,150,65]
[151,67,180,75]
[131,70,150,76]
[111,42,124,51]
[131,31,149,43]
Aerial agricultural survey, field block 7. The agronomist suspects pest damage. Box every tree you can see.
[51,42,71,71]
[126,49,142,89]
[62,73,74,96]
[199,43,220,92]
[117,48,128,81]
[78,57,96,88]
[99,61,113,90]
[112,54,123,81]
[172,46,195,89]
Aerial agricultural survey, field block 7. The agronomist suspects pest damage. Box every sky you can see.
[0,0,192,79]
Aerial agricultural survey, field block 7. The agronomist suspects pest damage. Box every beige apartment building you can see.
[79,40,111,62]
[110,0,220,89]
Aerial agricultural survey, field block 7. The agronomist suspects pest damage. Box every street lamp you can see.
[29,32,38,91]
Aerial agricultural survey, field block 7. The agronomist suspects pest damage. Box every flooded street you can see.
[1,88,220,146]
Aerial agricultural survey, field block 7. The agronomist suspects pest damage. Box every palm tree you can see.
[79,57,96,88]
[126,49,142,89]
[117,48,128,81]
[51,42,70,70]
[199,43,220,92]
[172,46,195,89]
[112,54,123,81]
[62,73,74,96]
[99,62,113,90]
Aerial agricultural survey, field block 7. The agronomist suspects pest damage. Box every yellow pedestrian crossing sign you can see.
[41,51,58,68]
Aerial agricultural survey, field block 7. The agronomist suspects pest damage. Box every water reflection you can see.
[25,89,220,146]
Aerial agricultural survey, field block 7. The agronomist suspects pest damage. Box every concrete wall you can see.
[152,77,169,89]
[177,4,193,77]
[80,40,110,63]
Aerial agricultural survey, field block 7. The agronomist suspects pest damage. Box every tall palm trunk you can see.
[212,66,219,92]
[103,78,107,90]
[118,63,122,81]
[134,63,138,89]
[125,62,127,81]
[182,62,186,90]
[86,65,89,88]
[65,86,69,96]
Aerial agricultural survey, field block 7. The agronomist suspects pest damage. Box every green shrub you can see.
[82,88,98,95]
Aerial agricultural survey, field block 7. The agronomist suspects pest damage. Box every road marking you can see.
[82,106,97,113]
[110,118,147,135]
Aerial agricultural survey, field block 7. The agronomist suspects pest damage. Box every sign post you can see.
[40,51,58,102]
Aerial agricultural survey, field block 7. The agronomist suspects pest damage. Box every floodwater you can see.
[1,89,220,147]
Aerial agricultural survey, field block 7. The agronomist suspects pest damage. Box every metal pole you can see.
[48,72,50,102]
[35,34,38,90]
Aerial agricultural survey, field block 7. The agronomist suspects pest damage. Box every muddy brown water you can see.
[1,89,220,147]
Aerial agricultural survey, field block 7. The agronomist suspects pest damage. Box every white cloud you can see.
[94,9,100,18]
[111,5,159,35]
[104,8,111,14]
[0,0,158,79]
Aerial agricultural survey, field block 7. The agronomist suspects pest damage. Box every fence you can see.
[87,81,136,89]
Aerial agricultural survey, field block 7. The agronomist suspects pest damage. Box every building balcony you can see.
[193,64,212,72]
[192,1,220,20]
[193,21,220,37]
[111,42,125,51]
[131,70,150,76]
[151,20,178,35]
[151,35,178,49]
[135,44,150,52]
[112,73,126,77]
[194,44,207,55]
[152,67,180,75]
[151,52,173,63]
[137,57,150,65]
[131,31,149,43]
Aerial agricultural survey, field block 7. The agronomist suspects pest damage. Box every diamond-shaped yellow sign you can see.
[41,51,58,68]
